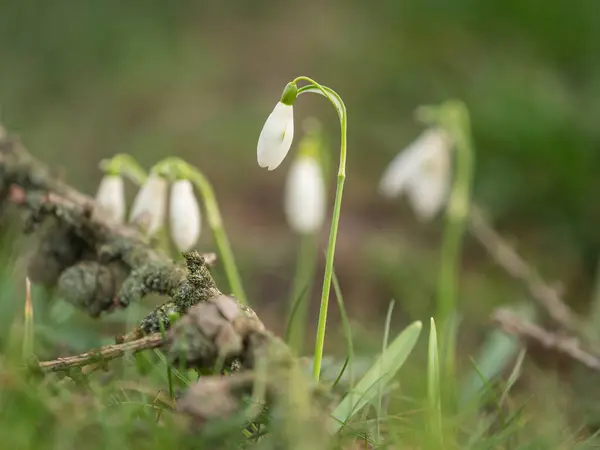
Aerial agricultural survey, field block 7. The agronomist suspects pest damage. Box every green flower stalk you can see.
[379,100,474,407]
[284,121,326,354]
[257,77,348,381]
[418,100,474,406]
[416,101,474,332]
[154,157,247,305]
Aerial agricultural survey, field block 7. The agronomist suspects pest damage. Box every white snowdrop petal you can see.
[257,102,294,170]
[94,175,125,224]
[405,146,452,221]
[169,180,201,252]
[129,174,168,235]
[284,156,326,234]
[379,127,450,198]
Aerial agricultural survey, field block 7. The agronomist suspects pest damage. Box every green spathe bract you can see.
[329,320,422,433]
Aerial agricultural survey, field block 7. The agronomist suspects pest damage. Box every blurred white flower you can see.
[257,101,294,171]
[169,179,201,252]
[379,127,452,221]
[94,174,125,225]
[129,173,168,235]
[284,155,326,234]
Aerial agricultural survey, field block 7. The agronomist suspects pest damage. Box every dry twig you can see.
[469,206,580,333]
[492,308,600,372]
[39,333,164,372]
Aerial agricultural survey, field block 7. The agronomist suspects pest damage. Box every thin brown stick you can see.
[469,206,579,333]
[492,308,600,371]
[38,333,164,372]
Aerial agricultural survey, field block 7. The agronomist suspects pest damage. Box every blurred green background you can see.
[1,0,599,351]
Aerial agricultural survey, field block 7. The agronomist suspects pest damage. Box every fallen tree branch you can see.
[492,308,600,372]
[0,128,332,436]
[0,129,260,352]
[469,206,580,334]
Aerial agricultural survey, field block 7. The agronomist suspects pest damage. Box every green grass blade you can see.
[460,303,535,406]
[376,299,395,441]
[428,317,443,448]
[331,267,355,392]
[330,320,422,433]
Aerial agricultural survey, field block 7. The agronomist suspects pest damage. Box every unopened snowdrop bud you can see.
[284,155,326,234]
[169,179,201,252]
[379,127,452,221]
[257,83,297,171]
[129,173,168,235]
[94,174,126,224]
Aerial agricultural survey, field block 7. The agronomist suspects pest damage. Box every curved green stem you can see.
[436,102,473,330]
[294,76,348,381]
[187,169,248,305]
[101,154,148,186]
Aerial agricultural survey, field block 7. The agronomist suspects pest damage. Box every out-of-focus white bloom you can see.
[94,174,126,225]
[257,102,295,171]
[379,127,452,221]
[129,173,168,235]
[284,155,326,234]
[169,179,201,252]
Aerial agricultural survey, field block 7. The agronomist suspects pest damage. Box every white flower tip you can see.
[129,174,168,235]
[94,175,126,225]
[378,173,401,199]
[257,102,294,171]
[169,179,201,252]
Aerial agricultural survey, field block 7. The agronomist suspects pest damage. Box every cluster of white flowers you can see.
[94,172,201,252]
[97,86,455,256]
[257,88,453,232]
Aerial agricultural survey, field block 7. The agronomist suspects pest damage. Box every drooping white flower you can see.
[257,82,298,171]
[257,102,295,171]
[284,155,326,234]
[129,173,168,235]
[169,179,201,252]
[379,127,452,221]
[94,174,126,225]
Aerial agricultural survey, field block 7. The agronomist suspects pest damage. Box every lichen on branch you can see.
[0,134,222,332]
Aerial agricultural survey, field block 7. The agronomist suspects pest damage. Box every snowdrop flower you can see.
[284,154,326,234]
[169,179,201,252]
[379,127,452,221]
[129,173,168,235]
[94,174,125,225]
[257,82,298,171]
